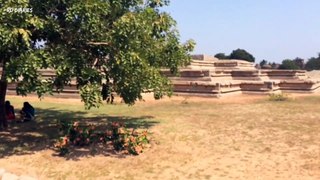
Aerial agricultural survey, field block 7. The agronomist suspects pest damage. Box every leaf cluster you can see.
[0,0,195,107]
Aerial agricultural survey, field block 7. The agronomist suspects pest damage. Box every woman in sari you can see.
[20,102,35,122]
[5,101,15,121]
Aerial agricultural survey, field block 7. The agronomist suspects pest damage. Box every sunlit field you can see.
[0,94,319,179]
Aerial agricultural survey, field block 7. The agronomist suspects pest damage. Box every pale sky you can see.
[164,0,320,63]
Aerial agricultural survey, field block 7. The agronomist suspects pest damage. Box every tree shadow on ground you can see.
[0,107,158,160]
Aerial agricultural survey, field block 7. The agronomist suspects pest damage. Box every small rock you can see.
[2,172,19,180]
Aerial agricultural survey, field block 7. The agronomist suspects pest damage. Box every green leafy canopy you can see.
[0,0,195,109]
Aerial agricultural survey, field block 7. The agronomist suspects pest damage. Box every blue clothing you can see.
[22,106,35,120]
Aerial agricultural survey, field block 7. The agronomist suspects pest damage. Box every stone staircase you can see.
[163,55,320,97]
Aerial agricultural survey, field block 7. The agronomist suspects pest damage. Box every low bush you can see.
[269,93,289,101]
[54,120,150,156]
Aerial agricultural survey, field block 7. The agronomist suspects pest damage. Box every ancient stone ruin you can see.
[162,54,320,97]
[3,54,320,98]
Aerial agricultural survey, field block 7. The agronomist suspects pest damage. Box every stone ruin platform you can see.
[2,54,320,99]
[162,55,320,97]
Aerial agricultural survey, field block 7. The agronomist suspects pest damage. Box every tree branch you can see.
[87,42,110,45]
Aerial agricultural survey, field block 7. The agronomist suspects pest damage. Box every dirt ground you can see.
[0,93,320,180]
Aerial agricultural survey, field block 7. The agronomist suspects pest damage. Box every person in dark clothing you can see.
[5,101,15,121]
[20,102,35,122]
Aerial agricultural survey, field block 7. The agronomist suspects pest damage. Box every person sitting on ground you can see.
[5,101,15,121]
[20,102,35,122]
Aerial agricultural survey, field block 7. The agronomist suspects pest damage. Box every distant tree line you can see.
[259,58,304,70]
[215,49,320,71]
[259,54,320,71]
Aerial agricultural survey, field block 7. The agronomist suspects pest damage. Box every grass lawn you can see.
[0,94,319,179]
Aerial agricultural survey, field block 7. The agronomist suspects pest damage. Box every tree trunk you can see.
[0,80,7,129]
[0,58,8,130]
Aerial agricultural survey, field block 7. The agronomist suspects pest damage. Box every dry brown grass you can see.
[0,94,319,179]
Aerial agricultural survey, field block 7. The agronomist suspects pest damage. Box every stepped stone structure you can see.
[2,54,320,98]
[162,54,320,97]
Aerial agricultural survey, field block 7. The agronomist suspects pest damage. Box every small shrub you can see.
[54,136,69,156]
[54,120,150,156]
[269,93,289,101]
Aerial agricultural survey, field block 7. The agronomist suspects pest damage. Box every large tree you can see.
[0,0,195,129]
[229,48,255,62]
[305,54,320,71]
[292,57,305,69]
[279,59,300,70]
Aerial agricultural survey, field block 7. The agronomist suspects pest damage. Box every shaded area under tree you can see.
[0,107,158,160]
